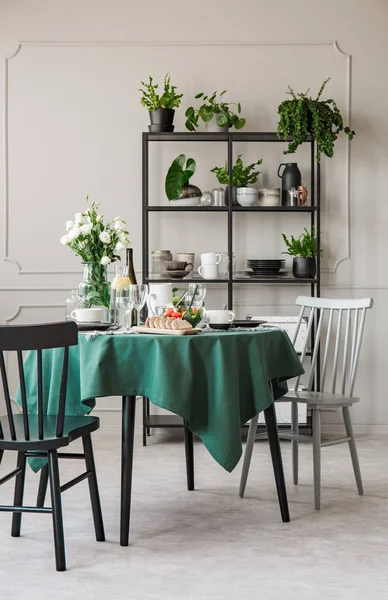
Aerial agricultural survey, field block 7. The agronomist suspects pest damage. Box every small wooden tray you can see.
[133,326,200,336]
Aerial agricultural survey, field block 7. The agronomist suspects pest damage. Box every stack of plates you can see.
[245,258,287,277]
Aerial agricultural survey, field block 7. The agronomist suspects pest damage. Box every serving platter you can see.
[133,326,200,336]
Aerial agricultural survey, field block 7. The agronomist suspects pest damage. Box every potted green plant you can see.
[210,154,262,205]
[277,78,355,162]
[139,74,183,132]
[281,227,322,279]
[185,90,246,133]
[165,154,202,206]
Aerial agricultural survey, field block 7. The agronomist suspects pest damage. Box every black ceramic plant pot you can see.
[293,257,316,279]
[149,108,175,132]
[225,186,239,206]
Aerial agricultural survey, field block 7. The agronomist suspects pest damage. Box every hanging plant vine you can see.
[277,78,355,162]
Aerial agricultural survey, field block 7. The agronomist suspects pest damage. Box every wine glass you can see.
[187,283,206,307]
[129,284,148,326]
[115,291,134,331]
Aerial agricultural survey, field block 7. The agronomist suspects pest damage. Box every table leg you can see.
[183,421,194,491]
[264,403,290,523]
[120,395,136,546]
[142,396,147,447]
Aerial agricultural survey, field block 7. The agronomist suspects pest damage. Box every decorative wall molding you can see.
[5,304,64,323]
[2,39,351,275]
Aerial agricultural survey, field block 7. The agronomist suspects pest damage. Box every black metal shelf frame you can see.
[142,131,321,441]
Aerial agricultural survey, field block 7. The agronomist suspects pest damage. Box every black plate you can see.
[232,320,267,328]
[208,323,231,330]
[77,322,113,331]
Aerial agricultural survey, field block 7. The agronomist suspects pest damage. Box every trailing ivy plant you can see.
[165,154,196,200]
[281,227,322,258]
[139,74,183,111]
[277,78,355,162]
[210,154,262,187]
[185,90,246,131]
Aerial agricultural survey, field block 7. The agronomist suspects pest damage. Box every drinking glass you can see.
[129,284,148,326]
[115,291,134,331]
[186,283,206,307]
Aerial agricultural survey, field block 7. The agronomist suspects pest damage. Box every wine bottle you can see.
[125,248,138,325]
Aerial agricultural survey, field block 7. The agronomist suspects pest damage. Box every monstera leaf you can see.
[165,154,197,201]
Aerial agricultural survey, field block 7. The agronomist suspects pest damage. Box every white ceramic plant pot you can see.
[258,188,281,207]
[205,116,228,133]
[169,197,200,207]
[237,187,258,207]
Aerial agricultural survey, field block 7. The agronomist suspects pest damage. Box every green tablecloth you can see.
[20,329,303,473]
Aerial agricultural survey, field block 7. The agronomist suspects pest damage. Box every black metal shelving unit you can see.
[142,131,321,444]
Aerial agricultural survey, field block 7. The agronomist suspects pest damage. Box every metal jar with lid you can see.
[212,187,226,207]
[151,250,172,278]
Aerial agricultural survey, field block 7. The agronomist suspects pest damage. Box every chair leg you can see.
[312,408,321,510]
[291,402,299,485]
[37,464,49,508]
[342,406,364,495]
[239,414,258,498]
[11,451,26,537]
[0,449,4,467]
[264,404,290,522]
[82,433,105,541]
[48,450,66,572]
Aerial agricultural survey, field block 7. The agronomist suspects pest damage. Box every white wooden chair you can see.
[239,296,373,509]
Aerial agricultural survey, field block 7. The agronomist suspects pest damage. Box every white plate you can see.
[133,326,200,336]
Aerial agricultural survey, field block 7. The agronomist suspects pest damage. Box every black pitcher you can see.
[277,163,301,206]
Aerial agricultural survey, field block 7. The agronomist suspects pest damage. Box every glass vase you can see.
[78,263,111,316]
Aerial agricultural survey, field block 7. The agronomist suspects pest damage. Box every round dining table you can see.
[19,327,304,545]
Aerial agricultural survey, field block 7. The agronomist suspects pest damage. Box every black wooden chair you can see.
[0,321,105,571]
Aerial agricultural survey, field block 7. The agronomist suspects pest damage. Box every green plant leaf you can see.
[200,108,214,123]
[237,102,241,113]
[185,119,195,132]
[220,90,227,96]
[185,106,194,118]
[183,158,196,181]
[165,154,196,200]
[235,118,246,130]
[195,92,204,99]
[216,113,228,127]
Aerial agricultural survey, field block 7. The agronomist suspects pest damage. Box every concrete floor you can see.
[0,429,388,599]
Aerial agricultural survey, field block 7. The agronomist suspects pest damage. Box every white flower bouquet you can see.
[60,196,130,265]
[60,197,130,310]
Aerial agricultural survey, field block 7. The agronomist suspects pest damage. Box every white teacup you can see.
[198,264,219,279]
[71,307,104,323]
[200,252,222,265]
[206,309,235,324]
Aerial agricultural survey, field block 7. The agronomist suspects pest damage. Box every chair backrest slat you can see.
[350,308,359,379]
[294,296,372,397]
[17,350,30,440]
[320,308,334,392]
[331,308,343,393]
[0,322,78,443]
[0,351,16,439]
[341,309,352,394]
[37,348,44,440]
[307,308,325,391]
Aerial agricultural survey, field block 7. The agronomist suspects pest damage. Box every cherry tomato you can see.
[165,308,174,317]
[193,308,198,314]
[172,312,182,318]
